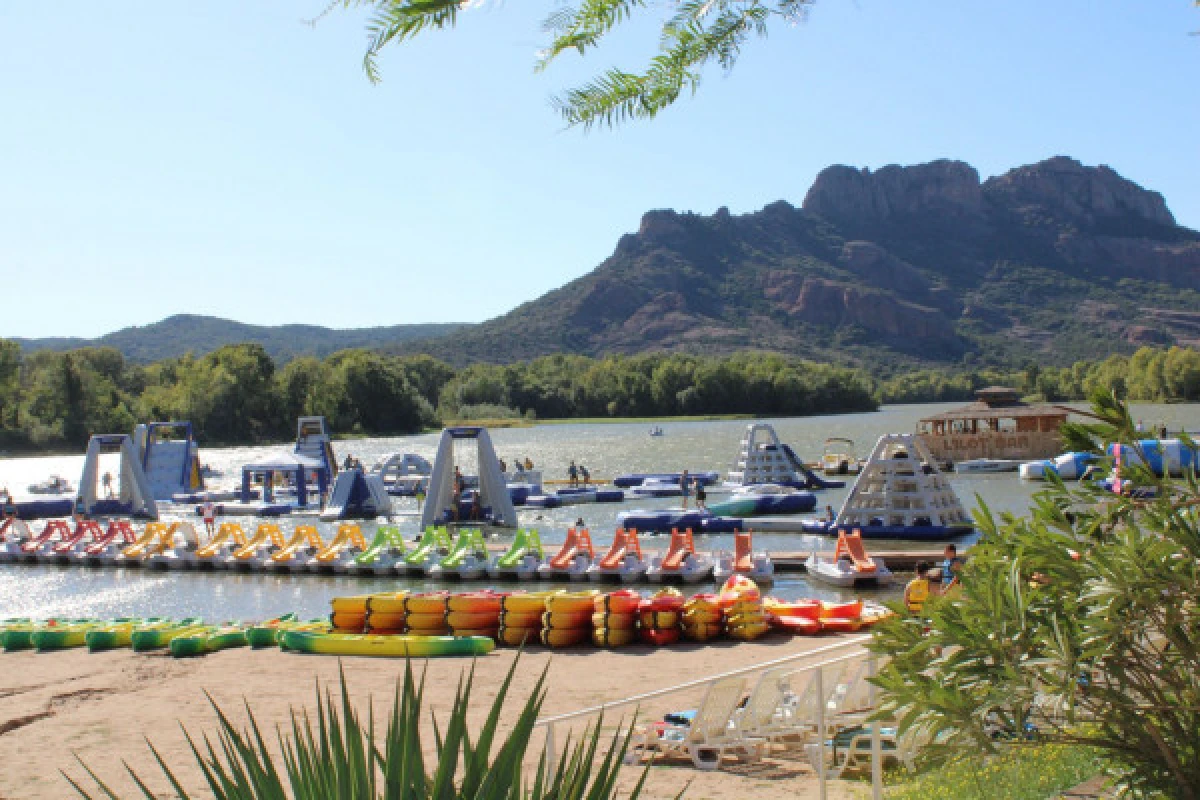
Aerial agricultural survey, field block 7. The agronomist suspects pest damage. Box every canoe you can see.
[594,590,641,614]
[86,618,181,651]
[820,600,864,620]
[727,621,771,640]
[639,610,680,629]
[280,631,495,657]
[542,610,592,630]
[638,627,680,646]
[541,628,589,648]
[771,615,821,635]
[819,617,864,633]
[170,625,248,658]
[404,593,450,615]
[681,621,723,641]
[131,622,210,652]
[592,612,636,630]
[364,593,408,615]
[498,610,543,628]
[446,611,501,630]
[246,618,323,649]
[331,595,370,614]
[3,619,94,651]
[544,593,598,615]
[446,593,504,613]
[497,625,540,647]
[592,628,635,647]
[502,591,562,614]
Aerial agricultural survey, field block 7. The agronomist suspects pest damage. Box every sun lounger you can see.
[626,675,763,770]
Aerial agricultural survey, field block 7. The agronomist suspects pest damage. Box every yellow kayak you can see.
[281,631,494,657]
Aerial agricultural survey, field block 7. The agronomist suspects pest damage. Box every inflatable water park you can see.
[0,576,893,659]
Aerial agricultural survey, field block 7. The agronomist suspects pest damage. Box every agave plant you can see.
[64,655,652,799]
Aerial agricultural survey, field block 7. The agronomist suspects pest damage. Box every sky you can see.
[1,1,1197,339]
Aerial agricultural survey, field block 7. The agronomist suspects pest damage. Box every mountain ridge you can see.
[12,156,1200,371]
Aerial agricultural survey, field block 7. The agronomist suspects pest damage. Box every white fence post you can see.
[816,666,826,800]
[869,652,882,800]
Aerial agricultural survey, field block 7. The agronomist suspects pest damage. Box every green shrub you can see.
[64,656,651,800]
[886,743,1104,800]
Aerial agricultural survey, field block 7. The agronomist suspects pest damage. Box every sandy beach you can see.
[0,634,869,799]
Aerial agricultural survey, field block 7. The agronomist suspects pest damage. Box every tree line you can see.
[0,338,1196,452]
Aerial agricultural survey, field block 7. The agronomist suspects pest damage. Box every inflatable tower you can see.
[421,427,518,529]
[133,421,204,500]
[78,434,158,518]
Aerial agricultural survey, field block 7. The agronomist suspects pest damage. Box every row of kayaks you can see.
[0,615,496,658]
[0,519,776,586]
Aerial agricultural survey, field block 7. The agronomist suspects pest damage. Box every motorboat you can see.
[805,529,895,588]
[649,426,664,437]
[821,438,863,476]
[27,475,74,495]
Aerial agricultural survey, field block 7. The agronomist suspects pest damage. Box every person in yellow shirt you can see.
[904,562,932,615]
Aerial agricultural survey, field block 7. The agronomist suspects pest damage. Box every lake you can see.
[1,402,1194,620]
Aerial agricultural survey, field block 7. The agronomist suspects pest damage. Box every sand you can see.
[0,635,870,799]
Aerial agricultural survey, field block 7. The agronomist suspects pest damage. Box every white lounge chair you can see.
[733,667,818,748]
[626,676,764,770]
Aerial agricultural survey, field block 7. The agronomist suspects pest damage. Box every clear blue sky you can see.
[1,1,1197,339]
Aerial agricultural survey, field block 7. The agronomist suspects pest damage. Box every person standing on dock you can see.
[202,499,216,536]
[680,470,691,509]
[579,464,590,487]
[568,461,579,487]
[1,491,16,523]
[695,479,707,510]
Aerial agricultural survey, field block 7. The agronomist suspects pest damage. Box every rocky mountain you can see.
[400,156,1200,369]
[14,314,465,363]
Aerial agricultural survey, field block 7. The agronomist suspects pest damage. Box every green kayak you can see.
[280,631,495,658]
[34,618,141,652]
[131,621,210,652]
[170,625,248,658]
[86,618,194,652]
[3,619,94,651]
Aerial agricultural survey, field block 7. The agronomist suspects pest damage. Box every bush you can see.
[65,656,650,800]
[885,743,1103,800]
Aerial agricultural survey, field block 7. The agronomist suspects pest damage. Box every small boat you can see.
[805,529,894,588]
[821,438,862,476]
[536,528,596,582]
[645,529,713,584]
[953,458,1022,474]
[649,426,664,437]
[586,528,649,584]
[712,531,774,585]
[27,475,74,495]
[487,529,544,581]
[280,631,495,658]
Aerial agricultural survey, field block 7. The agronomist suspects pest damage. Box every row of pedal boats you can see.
[0,517,774,585]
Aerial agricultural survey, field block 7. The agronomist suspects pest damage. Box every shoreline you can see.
[0,637,867,800]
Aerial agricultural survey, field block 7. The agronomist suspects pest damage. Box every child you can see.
[202,499,216,536]
[941,544,962,590]
[904,562,932,615]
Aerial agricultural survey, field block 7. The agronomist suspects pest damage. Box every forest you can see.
[0,338,1196,452]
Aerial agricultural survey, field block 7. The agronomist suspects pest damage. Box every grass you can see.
[884,743,1106,800]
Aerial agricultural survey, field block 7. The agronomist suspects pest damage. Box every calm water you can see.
[1,402,1195,620]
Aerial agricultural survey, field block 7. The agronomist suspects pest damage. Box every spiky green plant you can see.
[63,655,654,799]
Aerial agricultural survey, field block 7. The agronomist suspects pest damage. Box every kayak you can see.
[770,615,821,635]
[639,610,679,629]
[3,619,94,651]
[594,590,641,614]
[541,628,589,648]
[593,627,635,647]
[497,625,540,647]
[85,618,183,651]
[446,592,505,614]
[132,622,210,652]
[245,617,324,649]
[542,610,592,630]
[499,610,543,628]
[544,592,598,615]
[592,611,636,630]
[170,625,248,658]
[36,619,139,652]
[503,591,563,614]
[681,621,723,641]
[280,631,495,657]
